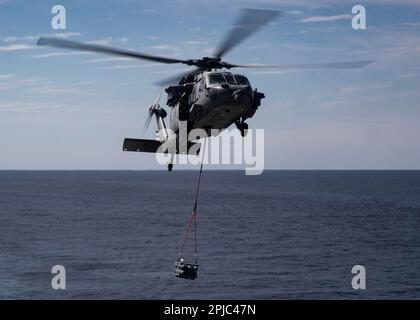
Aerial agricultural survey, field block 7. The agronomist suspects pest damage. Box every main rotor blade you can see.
[154,68,201,86]
[37,37,188,65]
[213,8,282,59]
[232,60,374,70]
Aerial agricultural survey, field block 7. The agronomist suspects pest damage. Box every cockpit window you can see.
[234,75,249,86]
[224,74,237,85]
[207,73,249,86]
[208,74,225,85]
[230,74,249,86]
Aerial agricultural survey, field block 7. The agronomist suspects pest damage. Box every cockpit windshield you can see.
[207,73,249,86]
[208,74,225,85]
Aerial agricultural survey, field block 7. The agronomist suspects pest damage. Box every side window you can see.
[225,74,237,85]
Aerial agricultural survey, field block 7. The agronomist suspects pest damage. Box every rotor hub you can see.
[186,57,234,71]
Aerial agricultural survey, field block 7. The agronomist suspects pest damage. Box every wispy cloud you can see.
[0,44,34,51]
[29,51,94,59]
[286,10,304,15]
[28,82,92,94]
[0,101,61,112]
[338,84,392,95]
[0,76,43,91]
[0,32,81,52]
[183,40,209,45]
[3,36,18,43]
[87,37,113,45]
[42,32,81,39]
[118,37,129,44]
[142,44,181,51]
[300,14,353,23]
[0,73,92,96]
[1,32,81,43]
[401,21,420,26]
[0,73,16,81]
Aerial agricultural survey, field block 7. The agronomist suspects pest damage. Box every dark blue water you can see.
[0,171,419,299]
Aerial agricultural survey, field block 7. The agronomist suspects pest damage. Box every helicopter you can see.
[37,9,373,171]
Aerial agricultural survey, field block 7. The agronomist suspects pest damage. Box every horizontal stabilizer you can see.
[123,138,201,155]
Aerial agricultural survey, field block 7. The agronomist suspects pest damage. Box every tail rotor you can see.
[143,88,164,134]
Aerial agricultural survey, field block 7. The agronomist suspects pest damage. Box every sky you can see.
[0,0,420,170]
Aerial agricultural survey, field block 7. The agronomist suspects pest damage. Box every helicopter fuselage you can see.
[166,70,265,137]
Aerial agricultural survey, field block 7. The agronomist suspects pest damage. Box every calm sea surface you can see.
[0,170,419,299]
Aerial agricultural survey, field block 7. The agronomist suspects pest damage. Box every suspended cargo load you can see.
[174,259,198,280]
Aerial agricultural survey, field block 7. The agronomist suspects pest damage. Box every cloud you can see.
[28,84,87,94]
[0,32,81,53]
[0,75,51,91]
[286,10,304,15]
[87,37,113,45]
[300,14,353,23]
[142,44,180,51]
[118,37,129,44]
[29,51,94,59]
[43,32,81,39]
[0,73,16,81]
[401,21,420,26]
[355,29,420,61]
[338,84,393,96]
[0,73,92,96]
[0,101,61,112]
[0,44,34,51]
[1,32,81,43]
[183,40,209,45]
[3,36,18,43]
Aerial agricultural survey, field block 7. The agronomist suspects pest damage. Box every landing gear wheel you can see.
[168,163,173,171]
[240,123,249,137]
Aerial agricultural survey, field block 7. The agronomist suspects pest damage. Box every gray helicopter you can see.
[37,9,373,171]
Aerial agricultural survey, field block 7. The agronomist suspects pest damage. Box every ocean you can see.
[0,170,419,299]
